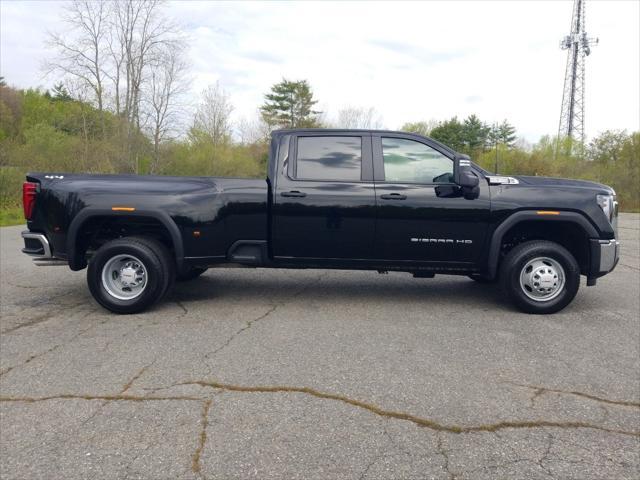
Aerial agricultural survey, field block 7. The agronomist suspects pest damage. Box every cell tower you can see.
[558,0,598,146]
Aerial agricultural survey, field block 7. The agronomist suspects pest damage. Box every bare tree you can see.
[64,79,93,170]
[335,106,384,129]
[145,48,189,174]
[113,0,179,128]
[107,0,182,170]
[192,82,234,173]
[46,0,185,171]
[193,83,234,144]
[235,114,270,145]
[44,1,109,127]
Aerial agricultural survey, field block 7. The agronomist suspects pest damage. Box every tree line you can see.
[1,77,637,220]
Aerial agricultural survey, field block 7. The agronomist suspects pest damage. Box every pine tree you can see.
[260,79,320,129]
[497,120,517,147]
[51,83,73,102]
[462,114,491,152]
[429,117,466,151]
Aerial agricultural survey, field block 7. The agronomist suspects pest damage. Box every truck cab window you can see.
[296,136,362,181]
[382,137,453,184]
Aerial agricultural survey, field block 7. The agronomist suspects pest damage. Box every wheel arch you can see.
[487,210,598,279]
[67,208,184,271]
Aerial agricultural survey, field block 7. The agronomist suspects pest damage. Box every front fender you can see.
[486,210,598,278]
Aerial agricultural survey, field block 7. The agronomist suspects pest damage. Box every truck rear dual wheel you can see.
[500,240,580,314]
[87,237,175,314]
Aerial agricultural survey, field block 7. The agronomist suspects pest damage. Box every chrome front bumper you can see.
[591,238,620,276]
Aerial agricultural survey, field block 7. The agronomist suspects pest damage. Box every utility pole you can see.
[558,0,598,151]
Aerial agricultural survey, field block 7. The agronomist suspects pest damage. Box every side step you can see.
[227,241,268,266]
[413,271,435,278]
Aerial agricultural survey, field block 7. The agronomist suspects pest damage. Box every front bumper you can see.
[589,238,620,277]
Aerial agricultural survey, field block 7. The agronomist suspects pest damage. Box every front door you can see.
[272,133,377,260]
[372,134,490,265]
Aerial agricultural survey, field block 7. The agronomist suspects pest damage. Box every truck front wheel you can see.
[87,237,174,314]
[500,240,580,314]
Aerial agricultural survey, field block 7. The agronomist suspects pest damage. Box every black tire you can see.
[125,236,176,299]
[176,267,208,282]
[468,274,496,284]
[87,237,173,314]
[499,240,580,314]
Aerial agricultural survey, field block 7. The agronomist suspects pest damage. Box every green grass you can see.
[0,207,25,227]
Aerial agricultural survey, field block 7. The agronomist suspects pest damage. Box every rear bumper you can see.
[589,238,620,277]
[22,231,67,266]
[21,231,52,257]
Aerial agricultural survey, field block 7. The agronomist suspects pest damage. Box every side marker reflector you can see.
[536,211,560,215]
[112,207,136,212]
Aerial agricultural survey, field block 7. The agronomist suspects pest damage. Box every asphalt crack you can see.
[120,362,155,394]
[204,273,327,360]
[0,394,203,403]
[0,317,103,378]
[507,382,640,409]
[537,433,554,477]
[204,304,279,359]
[178,380,640,437]
[1,299,87,335]
[175,301,188,316]
[357,452,382,480]
[436,433,456,480]
[191,399,212,478]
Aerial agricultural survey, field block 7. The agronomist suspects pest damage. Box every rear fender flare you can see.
[486,210,598,278]
[66,208,184,271]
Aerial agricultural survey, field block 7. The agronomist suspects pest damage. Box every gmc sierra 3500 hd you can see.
[21,129,619,314]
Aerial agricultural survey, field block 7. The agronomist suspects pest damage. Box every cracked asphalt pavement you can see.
[1,214,639,479]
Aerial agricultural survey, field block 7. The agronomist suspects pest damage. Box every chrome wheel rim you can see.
[101,254,148,301]
[519,257,565,302]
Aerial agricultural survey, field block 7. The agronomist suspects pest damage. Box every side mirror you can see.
[453,154,480,199]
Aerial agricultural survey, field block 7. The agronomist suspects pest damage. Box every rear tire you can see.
[176,267,208,282]
[87,237,174,314]
[500,240,580,314]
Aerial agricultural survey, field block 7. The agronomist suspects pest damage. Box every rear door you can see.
[372,134,490,264]
[272,132,377,260]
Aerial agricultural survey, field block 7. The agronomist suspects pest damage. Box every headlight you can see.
[596,194,615,222]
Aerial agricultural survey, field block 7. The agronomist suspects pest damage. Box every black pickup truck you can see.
[21,129,619,314]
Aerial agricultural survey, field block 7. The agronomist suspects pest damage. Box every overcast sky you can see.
[1,0,639,142]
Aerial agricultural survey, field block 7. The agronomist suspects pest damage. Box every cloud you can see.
[465,95,483,104]
[368,39,465,64]
[240,51,284,65]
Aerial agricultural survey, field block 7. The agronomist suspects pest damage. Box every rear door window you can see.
[296,136,362,181]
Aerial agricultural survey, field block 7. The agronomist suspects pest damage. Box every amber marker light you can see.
[111,207,136,212]
[536,211,560,215]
